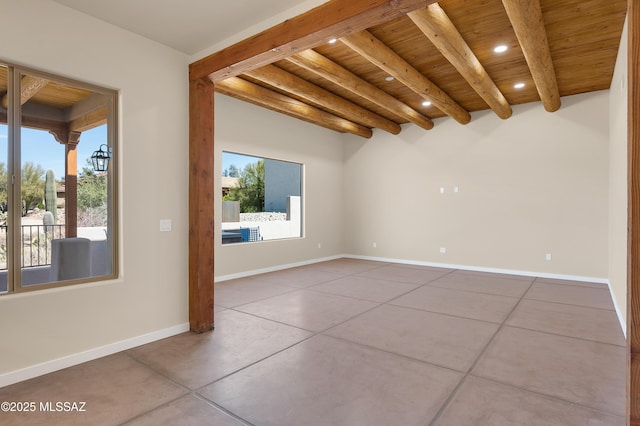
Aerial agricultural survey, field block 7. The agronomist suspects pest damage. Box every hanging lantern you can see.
[91,144,112,172]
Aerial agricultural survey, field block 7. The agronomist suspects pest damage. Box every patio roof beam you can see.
[1,75,49,108]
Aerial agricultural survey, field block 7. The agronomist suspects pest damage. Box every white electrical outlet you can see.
[439,187,445,194]
[372,242,377,248]
[439,247,446,254]
[454,186,459,193]
[545,253,552,261]
[159,219,172,232]
[317,242,322,249]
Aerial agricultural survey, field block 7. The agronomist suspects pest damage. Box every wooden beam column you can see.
[629,0,640,422]
[64,132,81,238]
[189,77,215,333]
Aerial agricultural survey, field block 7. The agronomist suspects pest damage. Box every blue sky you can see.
[222,151,261,175]
[0,124,106,179]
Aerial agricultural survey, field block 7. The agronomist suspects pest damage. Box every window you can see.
[0,63,117,294]
[221,152,302,244]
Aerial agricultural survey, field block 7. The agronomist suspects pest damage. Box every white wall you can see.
[609,17,629,329]
[214,94,346,278]
[344,91,610,279]
[0,0,189,382]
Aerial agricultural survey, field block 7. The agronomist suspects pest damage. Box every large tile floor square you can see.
[472,326,625,415]
[308,274,418,302]
[126,394,244,426]
[325,304,498,371]
[214,277,295,307]
[256,267,346,288]
[127,309,312,389]
[391,285,519,323]
[524,281,615,310]
[0,353,187,425]
[234,289,378,332]
[506,298,625,345]
[430,270,534,297]
[0,259,626,425]
[435,376,625,426]
[355,264,450,284]
[199,334,463,426]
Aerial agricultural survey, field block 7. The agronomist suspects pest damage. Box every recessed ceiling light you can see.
[514,82,525,89]
[422,101,432,107]
[328,38,337,44]
[385,76,395,82]
[494,45,508,53]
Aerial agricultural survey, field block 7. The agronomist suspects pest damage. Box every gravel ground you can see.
[240,212,287,222]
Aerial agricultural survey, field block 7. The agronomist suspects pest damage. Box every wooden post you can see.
[189,77,215,332]
[65,134,80,238]
[629,0,640,422]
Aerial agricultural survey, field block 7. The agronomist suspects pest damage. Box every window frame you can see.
[221,150,304,245]
[1,61,119,294]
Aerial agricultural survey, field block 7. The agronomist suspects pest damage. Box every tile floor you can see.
[0,259,626,425]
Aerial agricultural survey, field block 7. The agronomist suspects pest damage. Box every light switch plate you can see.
[160,219,172,232]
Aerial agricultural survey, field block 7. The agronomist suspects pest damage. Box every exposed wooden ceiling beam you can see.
[341,30,471,124]
[190,0,436,82]
[216,77,373,139]
[69,107,108,133]
[286,50,434,131]
[501,0,560,112]
[1,75,49,109]
[244,64,401,135]
[408,4,512,119]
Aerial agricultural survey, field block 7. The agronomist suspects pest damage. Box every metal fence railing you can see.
[0,224,66,270]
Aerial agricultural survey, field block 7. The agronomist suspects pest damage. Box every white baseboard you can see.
[347,254,609,283]
[606,280,627,338]
[0,323,189,388]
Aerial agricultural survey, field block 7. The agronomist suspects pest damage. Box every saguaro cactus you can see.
[44,169,57,224]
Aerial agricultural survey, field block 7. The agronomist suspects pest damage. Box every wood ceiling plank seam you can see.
[408,4,512,119]
[501,0,561,112]
[341,30,472,124]
[243,64,401,134]
[215,77,373,138]
[285,49,434,131]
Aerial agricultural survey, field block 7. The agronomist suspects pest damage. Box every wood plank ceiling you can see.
[214,0,627,138]
[0,67,107,137]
